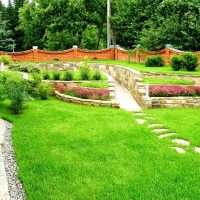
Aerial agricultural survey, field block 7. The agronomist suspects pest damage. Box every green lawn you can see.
[89,60,200,75]
[77,81,109,88]
[146,108,200,146]
[143,77,194,85]
[0,98,200,199]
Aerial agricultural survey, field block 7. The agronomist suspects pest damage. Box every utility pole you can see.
[107,0,111,48]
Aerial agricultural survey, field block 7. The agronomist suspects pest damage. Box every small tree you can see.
[5,75,28,114]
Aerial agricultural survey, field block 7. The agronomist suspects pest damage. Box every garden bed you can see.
[54,83,118,108]
[54,90,119,108]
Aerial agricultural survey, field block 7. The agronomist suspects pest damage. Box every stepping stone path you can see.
[172,147,186,154]
[172,139,190,146]
[133,111,198,155]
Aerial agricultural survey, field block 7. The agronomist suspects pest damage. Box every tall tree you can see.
[0,12,14,51]
[6,0,25,51]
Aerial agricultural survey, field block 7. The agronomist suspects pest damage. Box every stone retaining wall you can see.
[149,97,200,108]
[54,91,119,108]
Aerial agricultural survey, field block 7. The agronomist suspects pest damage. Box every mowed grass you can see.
[0,99,200,199]
[146,108,200,146]
[77,81,109,88]
[143,77,194,85]
[89,60,200,75]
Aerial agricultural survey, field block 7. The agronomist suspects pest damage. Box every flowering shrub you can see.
[55,83,110,100]
[150,84,200,97]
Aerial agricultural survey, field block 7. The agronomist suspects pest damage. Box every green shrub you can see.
[63,71,73,81]
[38,82,52,100]
[26,73,41,97]
[0,55,13,64]
[53,71,61,80]
[170,56,184,71]
[170,53,198,71]
[79,62,91,80]
[0,83,6,103]
[145,56,164,67]
[43,71,50,80]
[182,53,198,71]
[92,70,102,80]
[5,76,28,114]
[8,63,40,74]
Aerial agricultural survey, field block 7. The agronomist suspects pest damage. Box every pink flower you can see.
[150,84,198,97]
[55,84,110,100]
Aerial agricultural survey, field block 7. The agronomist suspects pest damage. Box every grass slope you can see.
[0,99,200,199]
[143,77,194,85]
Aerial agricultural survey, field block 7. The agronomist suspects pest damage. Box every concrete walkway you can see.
[101,72,141,112]
[115,83,141,112]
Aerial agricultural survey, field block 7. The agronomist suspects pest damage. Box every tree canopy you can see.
[0,0,199,51]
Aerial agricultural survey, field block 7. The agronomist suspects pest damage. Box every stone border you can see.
[0,120,25,200]
[0,119,10,200]
[54,90,119,108]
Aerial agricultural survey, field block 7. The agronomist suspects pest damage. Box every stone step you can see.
[152,129,169,133]
[148,124,163,129]
[195,147,200,154]
[135,77,143,82]
[136,82,145,89]
[172,139,190,146]
[158,133,176,139]
[136,119,146,125]
[138,88,146,94]
[134,112,147,117]
[145,116,155,120]
[172,147,186,154]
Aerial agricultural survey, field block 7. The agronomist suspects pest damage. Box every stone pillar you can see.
[73,45,78,61]
[32,46,39,62]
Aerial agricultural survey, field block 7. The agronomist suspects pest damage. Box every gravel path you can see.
[1,120,25,200]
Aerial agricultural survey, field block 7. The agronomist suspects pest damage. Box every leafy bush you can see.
[38,82,52,100]
[63,71,73,81]
[170,56,184,71]
[53,71,61,80]
[170,53,198,71]
[92,70,102,80]
[26,73,41,96]
[0,55,13,64]
[5,75,28,114]
[79,62,91,80]
[43,71,50,80]
[150,84,200,97]
[9,63,40,73]
[145,56,164,67]
[182,53,198,71]
[0,83,6,102]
